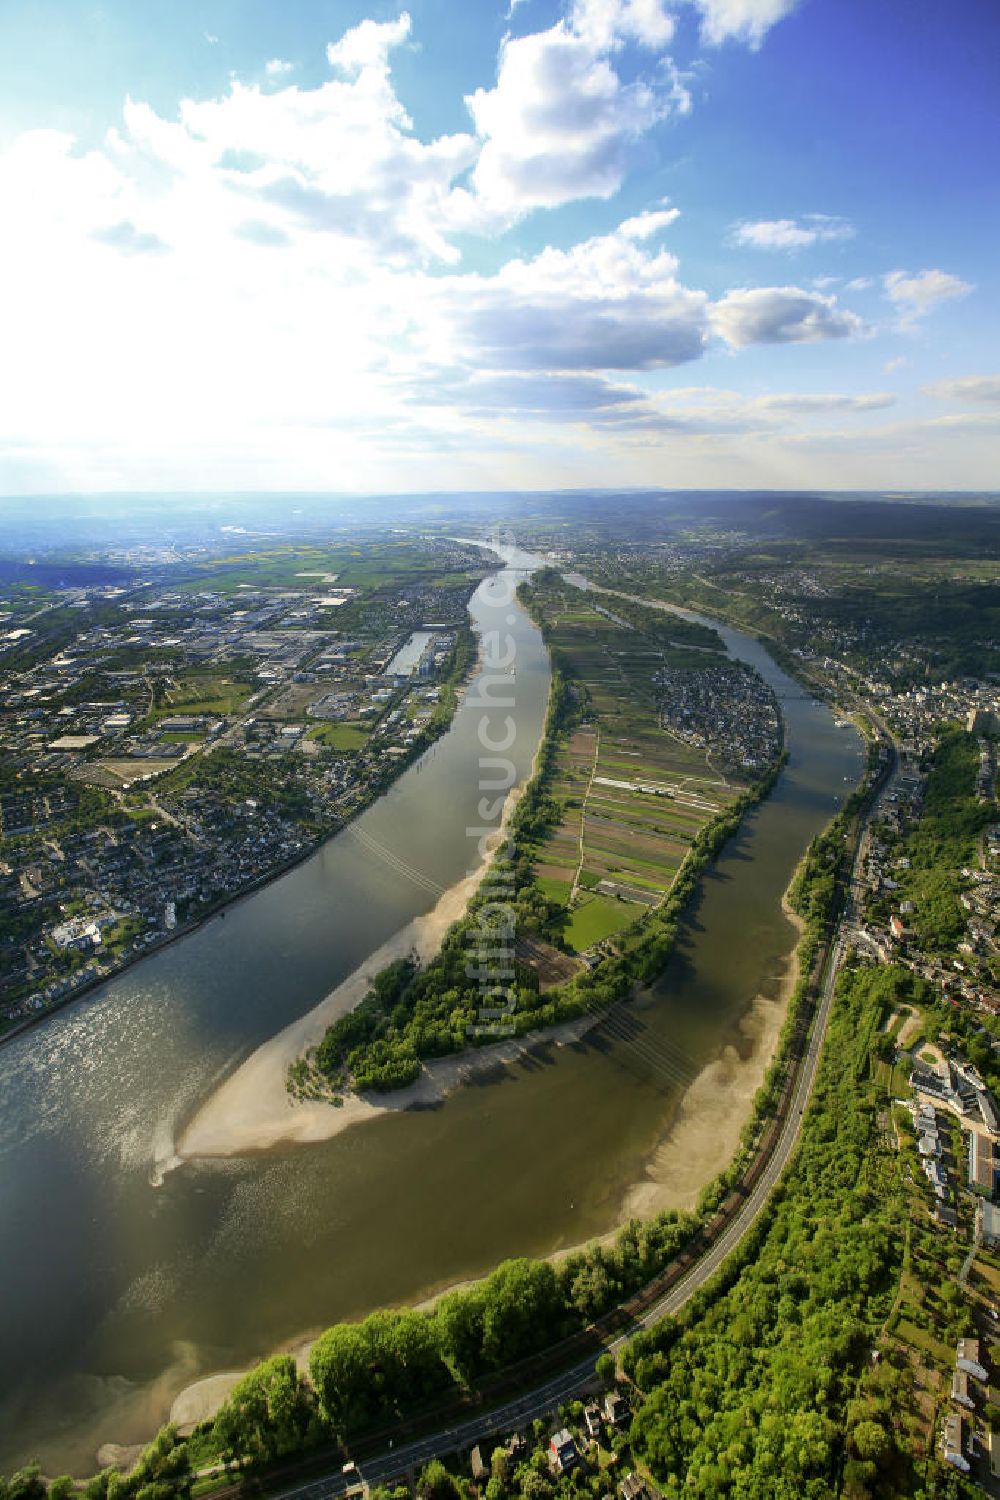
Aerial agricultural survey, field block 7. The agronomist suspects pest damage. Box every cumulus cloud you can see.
[326,13,413,74]
[922,375,1000,404]
[0,10,927,492]
[712,286,863,346]
[884,268,973,324]
[91,219,170,255]
[458,370,647,416]
[686,0,800,48]
[569,0,677,48]
[128,17,479,266]
[731,214,854,250]
[463,3,689,226]
[264,59,294,77]
[465,38,659,222]
[437,219,710,371]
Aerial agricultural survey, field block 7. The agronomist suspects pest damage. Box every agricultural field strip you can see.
[569,727,601,904]
[530,586,743,946]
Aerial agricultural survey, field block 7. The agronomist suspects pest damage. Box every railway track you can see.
[222,726,896,1500]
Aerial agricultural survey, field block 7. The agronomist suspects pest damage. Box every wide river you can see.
[0,545,863,1473]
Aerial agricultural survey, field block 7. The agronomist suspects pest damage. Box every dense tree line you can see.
[6,750,852,1489]
[877,729,994,956]
[622,959,939,1499]
[1,1426,193,1500]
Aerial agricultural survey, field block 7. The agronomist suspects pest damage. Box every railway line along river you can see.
[0,544,864,1475]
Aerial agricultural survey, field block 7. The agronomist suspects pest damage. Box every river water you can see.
[0,546,863,1473]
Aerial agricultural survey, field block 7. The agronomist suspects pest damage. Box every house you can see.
[584,1403,603,1440]
[604,1390,628,1426]
[956,1338,989,1382]
[952,1369,975,1410]
[918,1132,941,1158]
[620,1476,651,1500]
[890,914,906,941]
[968,1130,996,1195]
[549,1430,579,1474]
[981,1199,1000,1249]
[926,1161,947,1189]
[943,1412,969,1472]
[470,1446,488,1487]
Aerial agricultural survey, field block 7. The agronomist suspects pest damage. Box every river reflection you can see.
[0,548,863,1473]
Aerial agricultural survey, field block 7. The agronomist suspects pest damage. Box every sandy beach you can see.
[173,670,547,1168]
[167,894,806,1433]
[619,892,803,1219]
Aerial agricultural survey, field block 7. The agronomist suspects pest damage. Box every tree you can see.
[436,1290,486,1380]
[481,1259,562,1366]
[213,1355,316,1465]
[2,1468,47,1500]
[418,1461,461,1500]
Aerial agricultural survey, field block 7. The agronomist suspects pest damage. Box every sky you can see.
[0,0,998,495]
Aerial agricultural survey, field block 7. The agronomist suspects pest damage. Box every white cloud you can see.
[466,33,659,221]
[618,206,681,238]
[712,286,863,346]
[922,375,1000,404]
[463,3,688,227]
[884,268,973,324]
[204,32,219,45]
[731,214,854,250]
[756,392,894,413]
[91,219,170,256]
[846,275,872,291]
[432,218,710,371]
[326,13,413,75]
[265,59,294,78]
[2,12,982,493]
[884,355,907,373]
[570,0,677,49]
[686,0,800,48]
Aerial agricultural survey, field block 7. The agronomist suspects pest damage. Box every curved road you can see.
[267,729,893,1500]
[269,940,851,1500]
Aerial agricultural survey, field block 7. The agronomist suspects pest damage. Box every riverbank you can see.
[174,631,551,1166]
[166,885,809,1436]
[620,889,805,1218]
[0,622,482,1055]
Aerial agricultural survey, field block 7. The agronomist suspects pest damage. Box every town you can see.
[0,537,486,1030]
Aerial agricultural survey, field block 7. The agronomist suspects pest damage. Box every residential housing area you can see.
[0,538,485,1030]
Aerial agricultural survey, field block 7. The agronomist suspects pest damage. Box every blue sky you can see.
[0,0,997,493]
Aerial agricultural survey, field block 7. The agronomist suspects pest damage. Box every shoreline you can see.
[0,616,487,1056]
[168,893,807,1433]
[616,888,805,1221]
[173,622,551,1168]
[137,579,835,1454]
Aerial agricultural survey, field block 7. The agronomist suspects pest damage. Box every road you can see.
[262,722,895,1500]
[268,936,856,1500]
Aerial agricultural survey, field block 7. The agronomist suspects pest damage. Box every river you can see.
[0,544,863,1473]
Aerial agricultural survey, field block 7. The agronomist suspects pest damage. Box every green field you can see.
[519,575,743,942]
[307,721,369,751]
[564,893,637,950]
[156,672,252,719]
